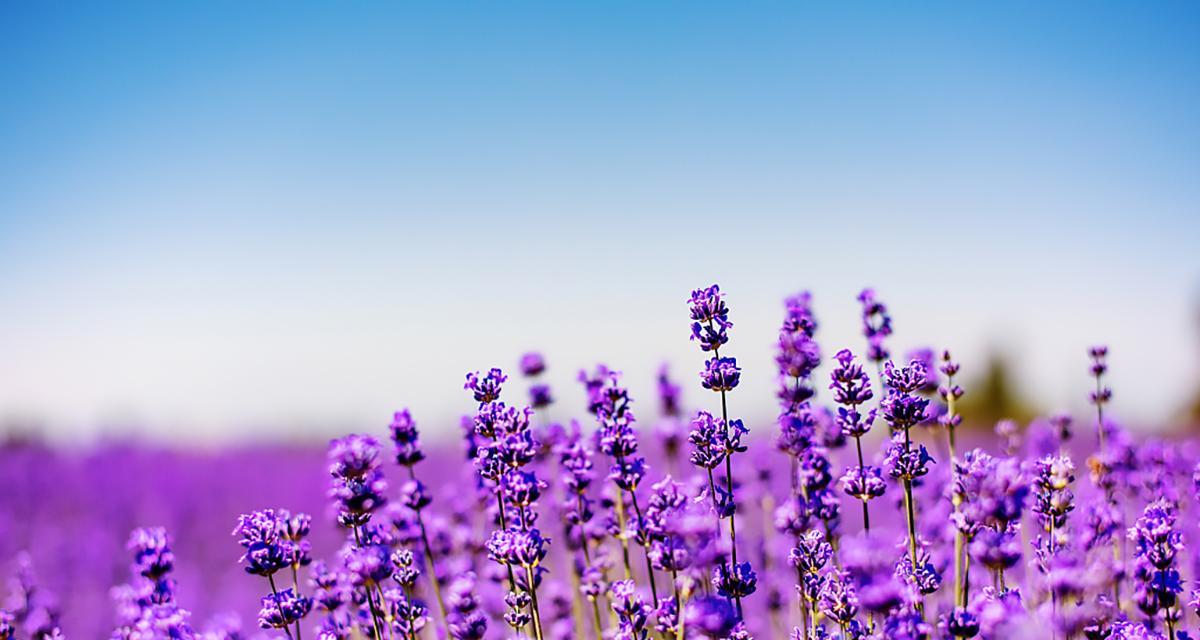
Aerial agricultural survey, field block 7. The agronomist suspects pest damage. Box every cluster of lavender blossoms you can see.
[9,286,1200,640]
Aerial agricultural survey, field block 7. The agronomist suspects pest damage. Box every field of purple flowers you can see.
[3,285,1198,640]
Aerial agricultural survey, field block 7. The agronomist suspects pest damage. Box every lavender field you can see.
[3,286,1198,640]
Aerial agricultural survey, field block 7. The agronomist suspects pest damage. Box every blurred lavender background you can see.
[2,2,1200,638]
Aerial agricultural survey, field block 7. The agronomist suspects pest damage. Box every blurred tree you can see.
[957,353,1039,429]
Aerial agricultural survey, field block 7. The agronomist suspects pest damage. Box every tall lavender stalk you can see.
[688,284,755,619]
[830,349,881,533]
[938,351,966,608]
[326,435,390,640]
[857,288,893,390]
[1032,455,1076,637]
[233,510,314,640]
[582,367,660,604]
[465,368,548,640]
[880,359,936,613]
[556,422,606,638]
[1088,345,1126,608]
[1129,499,1183,639]
[387,409,448,631]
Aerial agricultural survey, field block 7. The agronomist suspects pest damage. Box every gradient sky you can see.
[1,2,1198,443]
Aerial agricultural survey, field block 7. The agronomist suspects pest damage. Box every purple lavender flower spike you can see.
[857,288,893,369]
[830,349,881,532]
[1129,499,1184,637]
[700,357,741,392]
[520,352,546,377]
[258,589,312,631]
[464,368,507,405]
[388,409,425,467]
[687,284,753,620]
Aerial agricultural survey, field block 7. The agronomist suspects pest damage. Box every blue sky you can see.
[1,2,1198,442]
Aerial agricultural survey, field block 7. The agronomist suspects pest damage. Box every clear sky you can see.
[1,2,1198,443]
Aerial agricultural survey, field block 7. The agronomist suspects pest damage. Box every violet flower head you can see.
[388,409,425,467]
[1128,498,1183,620]
[1031,455,1075,555]
[830,349,878,439]
[128,527,174,582]
[328,434,383,480]
[885,436,935,481]
[713,561,758,599]
[464,368,507,405]
[688,411,746,470]
[1088,345,1112,408]
[519,352,546,377]
[529,383,553,409]
[938,350,965,430]
[328,435,388,528]
[257,588,312,630]
[657,363,683,418]
[857,288,893,364]
[689,284,730,324]
[840,464,887,502]
[776,292,821,405]
[819,570,860,627]
[700,357,741,392]
[390,548,419,588]
[233,509,293,577]
[896,547,943,596]
[881,360,932,433]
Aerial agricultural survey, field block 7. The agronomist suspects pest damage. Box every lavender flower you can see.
[1129,499,1183,632]
[258,589,312,631]
[520,352,547,377]
[857,288,892,367]
[388,409,425,467]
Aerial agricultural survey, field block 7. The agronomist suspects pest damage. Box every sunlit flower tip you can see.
[464,367,507,404]
[390,549,419,587]
[884,359,929,395]
[128,527,175,580]
[486,528,548,568]
[895,550,942,595]
[885,439,934,480]
[518,352,546,377]
[389,409,425,467]
[839,465,887,501]
[687,284,731,327]
[503,590,532,629]
[819,571,860,625]
[257,588,312,629]
[857,287,893,363]
[700,357,741,392]
[939,350,960,376]
[327,434,383,480]
[233,509,294,577]
[830,349,874,404]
